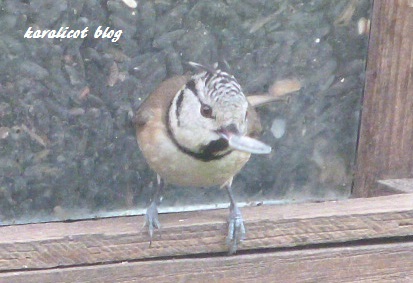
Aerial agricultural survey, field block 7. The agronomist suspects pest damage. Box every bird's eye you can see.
[200,104,213,118]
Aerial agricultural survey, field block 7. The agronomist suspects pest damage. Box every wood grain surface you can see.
[1,193,413,271]
[2,241,413,283]
[354,0,413,197]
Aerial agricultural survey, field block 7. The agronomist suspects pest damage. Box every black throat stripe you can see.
[175,90,184,126]
[166,100,232,162]
[186,79,197,95]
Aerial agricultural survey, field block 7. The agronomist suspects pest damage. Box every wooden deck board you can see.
[2,241,413,283]
[1,193,413,271]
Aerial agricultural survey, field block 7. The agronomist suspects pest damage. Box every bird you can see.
[135,62,273,254]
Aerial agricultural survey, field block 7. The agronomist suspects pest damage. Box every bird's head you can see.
[167,62,271,161]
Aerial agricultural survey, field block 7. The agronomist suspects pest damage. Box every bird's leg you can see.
[144,175,165,245]
[224,180,246,255]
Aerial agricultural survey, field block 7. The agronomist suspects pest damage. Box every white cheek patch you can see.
[180,94,202,126]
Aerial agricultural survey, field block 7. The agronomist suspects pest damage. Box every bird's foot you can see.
[226,205,246,255]
[144,201,160,246]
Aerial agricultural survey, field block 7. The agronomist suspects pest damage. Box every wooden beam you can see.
[377,178,413,195]
[354,0,413,197]
[3,241,413,282]
[1,193,413,271]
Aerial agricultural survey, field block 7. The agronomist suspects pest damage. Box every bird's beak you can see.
[218,127,272,155]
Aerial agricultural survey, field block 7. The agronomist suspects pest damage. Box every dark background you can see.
[0,0,371,224]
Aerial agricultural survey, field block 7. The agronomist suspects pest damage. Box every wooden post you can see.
[354,0,413,197]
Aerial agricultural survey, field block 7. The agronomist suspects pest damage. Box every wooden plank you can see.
[354,0,413,197]
[2,241,413,283]
[1,193,413,271]
[377,178,413,194]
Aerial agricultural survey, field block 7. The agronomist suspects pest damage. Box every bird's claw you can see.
[144,201,160,246]
[226,205,246,255]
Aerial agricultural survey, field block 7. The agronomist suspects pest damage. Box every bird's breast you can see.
[137,119,251,187]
